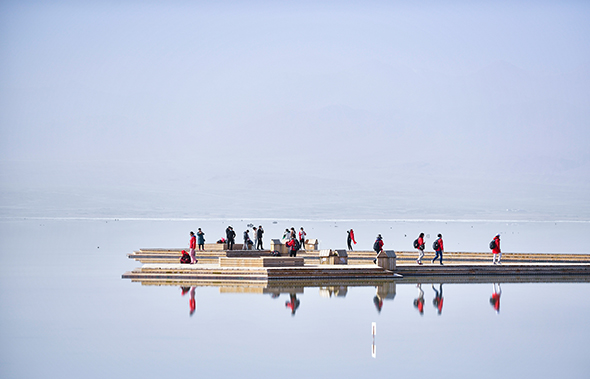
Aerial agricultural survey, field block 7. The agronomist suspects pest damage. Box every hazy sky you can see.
[1,1,589,219]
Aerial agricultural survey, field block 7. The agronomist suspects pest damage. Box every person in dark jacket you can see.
[226,226,236,250]
[373,235,384,263]
[256,225,264,250]
[347,229,357,250]
[197,228,205,250]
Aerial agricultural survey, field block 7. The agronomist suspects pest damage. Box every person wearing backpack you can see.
[286,237,300,257]
[373,234,384,263]
[414,232,425,265]
[431,234,444,265]
[491,234,501,264]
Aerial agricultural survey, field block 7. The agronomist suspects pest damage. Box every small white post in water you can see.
[371,322,377,358]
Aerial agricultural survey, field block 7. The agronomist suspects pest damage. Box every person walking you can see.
[415,232,425,265]
[299,227,307,250]
[491,234,502,264]
[347,229,357,250]
[189,231,197,264]
[373,234,384,263]
[197,228,205,251]
[432,233,444,265]
[256,225,264,250]
[226,226,236,250]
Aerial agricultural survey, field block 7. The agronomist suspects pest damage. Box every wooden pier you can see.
[122,245,590,285]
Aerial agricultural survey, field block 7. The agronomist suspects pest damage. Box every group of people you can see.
[372,232,501,265]
[185,228,206,264]
[184,226,503,266]
[283,227,307,257]
[239,225,265,251]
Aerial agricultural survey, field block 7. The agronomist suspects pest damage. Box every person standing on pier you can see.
[197,228,205,251]
[415,232,425,265]
[243,229,251,250]
[299,227,307,250]
[252,227,258,250]
[373,234,384,263]
[189,231,197,264]
[491,234,502,264]
[226,226,236,250]
[432,234,444,265]
[257,225,264,250]
[347,229,357,250]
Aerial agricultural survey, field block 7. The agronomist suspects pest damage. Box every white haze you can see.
[1,1,589,221]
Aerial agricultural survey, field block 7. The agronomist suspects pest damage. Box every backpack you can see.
[489,240,496,250]
[433,240,440,251]
[373,240,381,252]
[413,239,419,249]
[293,239,301,251]
[180,253,191,264]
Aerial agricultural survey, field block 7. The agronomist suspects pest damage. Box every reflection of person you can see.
[490,283,501,313]
[373,295,383,313]
[347,229,357,250]
[189,287,196,316]
[256,225,264,250]
[285,293,300,315]
[413,284,425,315]
[432,284,444,315]
[415,232,425,265]
[492,234,502,265]
[226,226,236,250]
[197,228,205,250]
[432,234,444,265]
[189,231,197,264]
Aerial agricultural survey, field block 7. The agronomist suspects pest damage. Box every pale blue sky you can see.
[1,1,589,219]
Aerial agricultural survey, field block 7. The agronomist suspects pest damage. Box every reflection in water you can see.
[373,283,396,313]
[432,284,444,315]
[285,293,300,316]
[181,287,197,317]
[490,283,501,314]
[413,284,425,315]
[319,286,348,298]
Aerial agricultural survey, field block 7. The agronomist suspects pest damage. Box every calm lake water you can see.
[1,218,589,378]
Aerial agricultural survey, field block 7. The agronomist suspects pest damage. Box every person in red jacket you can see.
[416,232,425,265]
[492,234,502,264]
[189,231,197,264]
